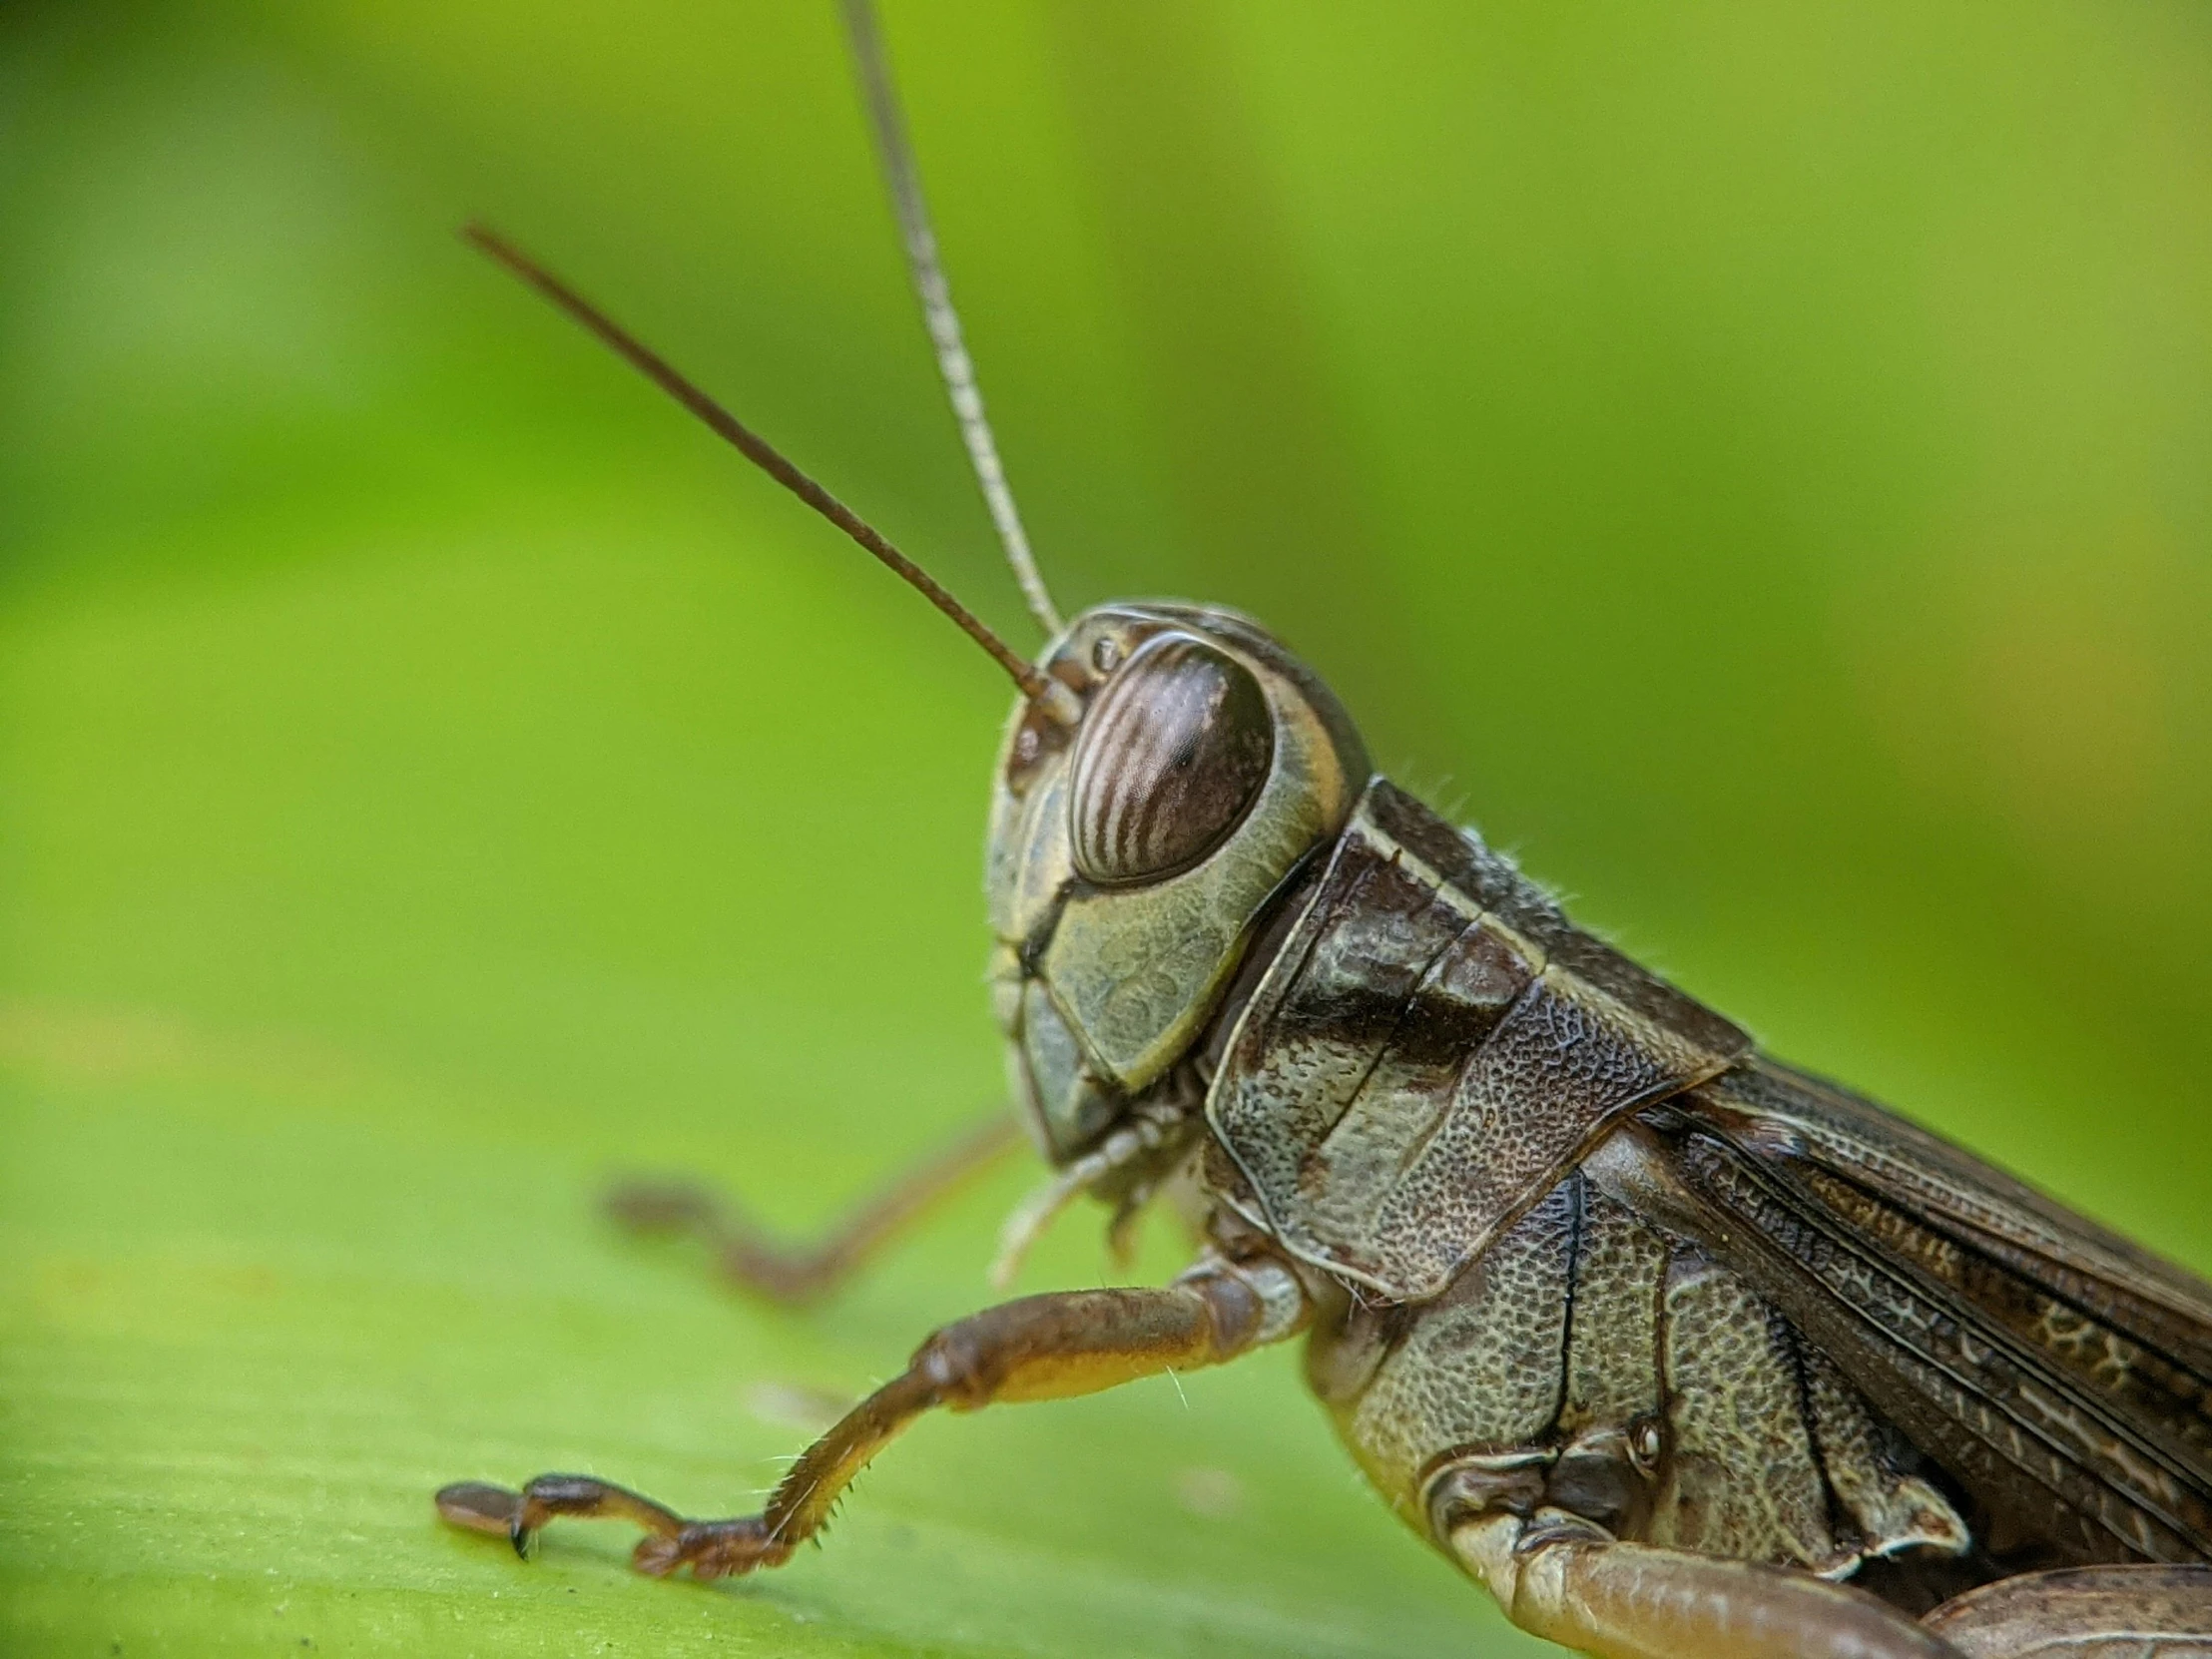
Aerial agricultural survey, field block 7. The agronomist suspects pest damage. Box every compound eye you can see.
[1069,632,1274,885]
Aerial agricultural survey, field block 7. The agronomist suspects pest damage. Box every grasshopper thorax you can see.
[986,602,1369,1164]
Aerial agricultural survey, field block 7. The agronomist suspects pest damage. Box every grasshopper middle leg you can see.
[436,1255,1308,1577]
[1444,1510,1962,1659]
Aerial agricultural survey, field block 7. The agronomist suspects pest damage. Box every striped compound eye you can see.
[1069,632,1274,886]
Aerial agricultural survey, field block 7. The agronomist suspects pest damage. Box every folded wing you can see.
[1604,1058,2212,1569]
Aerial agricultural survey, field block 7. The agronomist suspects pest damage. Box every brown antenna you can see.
[839,0,1063,639]
[462,223,1073,718]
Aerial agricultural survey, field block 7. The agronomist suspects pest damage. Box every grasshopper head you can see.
[986,603,1369,1164]
[457,215,1370,1176]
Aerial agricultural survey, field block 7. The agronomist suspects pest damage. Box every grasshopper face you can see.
[985,602,1369,1163]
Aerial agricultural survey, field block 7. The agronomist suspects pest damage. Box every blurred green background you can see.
[3,2,2208,1655]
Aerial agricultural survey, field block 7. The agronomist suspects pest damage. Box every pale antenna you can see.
[840,0,1064,638]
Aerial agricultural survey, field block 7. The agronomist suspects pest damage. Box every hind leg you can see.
[1923,1564,2212,1658]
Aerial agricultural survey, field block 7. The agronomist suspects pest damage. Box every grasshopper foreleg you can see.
[436,1254,1308,1577]
[603,1109,1021,1306]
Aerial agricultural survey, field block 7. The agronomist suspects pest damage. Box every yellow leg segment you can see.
[1447,1511,1962,1659]
[437,1255,1306,1577]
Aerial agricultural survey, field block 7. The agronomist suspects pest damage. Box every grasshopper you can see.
[436,5,2212,1654]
